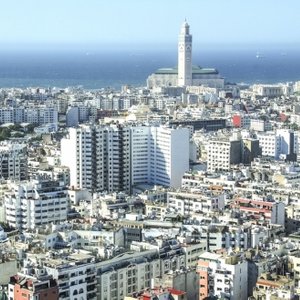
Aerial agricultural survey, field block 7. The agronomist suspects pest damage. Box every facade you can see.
[148,126,189,188]
[4,177,68,230]
[61,124,189,193]
[61,124,131,193]
[257,129,296,160]
[231,198,285,226]
[0,106,58,125]
[207,139,241,172]
[43,253,97,300]
[201,226,251,252]
[9,271,58,300]
[169,119,226,132]
[96,241,185,300]
[197,252,248,300]
[242,138,261,165]
[97,252,161,300]
[147,21,224,89]
[167,190,225,216]
[0,142,27,181]
[252,84,293,97]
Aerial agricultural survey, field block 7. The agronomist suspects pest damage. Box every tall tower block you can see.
[178,20,192,86]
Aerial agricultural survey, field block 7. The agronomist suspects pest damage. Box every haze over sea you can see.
[0,44,299,90]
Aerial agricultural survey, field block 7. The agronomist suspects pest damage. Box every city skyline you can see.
[1,0,300,51]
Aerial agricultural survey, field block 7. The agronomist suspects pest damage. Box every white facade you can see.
[198,252,248,300]
[257,131,280,158]
[61,124,131,193]
[0,106,58,125]
[0,142,27,181]
[252,83,293,97]
[4,178,68,230]
[43,253,97,300]
[167,191,225,216]
[61,124,189,192]
[178,21,192,86]
[149,126,189,188]
[257,129,296,159]
[130,126,151,185]
[97,251,161,300]
[207,139,241,172]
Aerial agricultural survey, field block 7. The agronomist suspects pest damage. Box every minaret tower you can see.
[178,20,192,86]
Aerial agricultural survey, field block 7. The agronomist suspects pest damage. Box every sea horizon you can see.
[0,44,299,90]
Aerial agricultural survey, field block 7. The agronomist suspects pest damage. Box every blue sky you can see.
[1,0,300,50]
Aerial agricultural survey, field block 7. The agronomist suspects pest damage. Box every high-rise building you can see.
[178,20,192,86]
[130,126,189,188]
[61,124,189,193]
[61,124,131,193]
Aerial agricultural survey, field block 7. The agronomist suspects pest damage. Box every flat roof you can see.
[154,65,219,75]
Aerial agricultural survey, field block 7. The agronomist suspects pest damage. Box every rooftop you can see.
[154,65,219,75]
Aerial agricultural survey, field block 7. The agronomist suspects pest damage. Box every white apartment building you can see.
[257,129,296,160]
[38,107,58,124]
[167,190,225,216]
[0,142,27,181]
[61,124,189,193]
[4,177,68,230]
[148,126,189,187]
[0,106,58,125]
[61,124,131,193]
[207,139,241,172]
[256,131,279,157]
[198,252,248,300]
[42,253,97,300]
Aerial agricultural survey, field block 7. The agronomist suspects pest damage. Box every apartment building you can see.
[96,240,185,300]
[207,139,241,172]
[257,129,296,161]
[199,225,250,252]
[0,106,58,125]
[197,252,248,300]
[61,124,189,193]
[96,250,160,300]
[167,190,225,216]
[0,142,27,181]
[4,176,68,230]
[231,198,285,226]
[8,267,58,300]
[42,252,97,300]
[61,124,131,193]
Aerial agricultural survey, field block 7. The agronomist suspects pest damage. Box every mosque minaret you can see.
[178,20,192,86]
[147,21,224,89]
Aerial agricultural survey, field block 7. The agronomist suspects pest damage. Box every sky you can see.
[0,0,300,51]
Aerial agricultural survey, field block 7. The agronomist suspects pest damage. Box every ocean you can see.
[0,46,299,89]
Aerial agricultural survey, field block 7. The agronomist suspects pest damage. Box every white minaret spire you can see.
[178,20,192,86]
